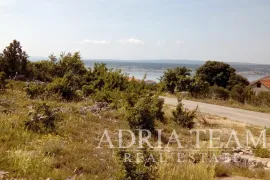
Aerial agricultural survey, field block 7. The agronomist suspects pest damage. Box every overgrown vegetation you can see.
[172,98,197,129]
[25,103,60,133]
[253,145,270,158]
[161,60,270,112]
[0,39,270,179]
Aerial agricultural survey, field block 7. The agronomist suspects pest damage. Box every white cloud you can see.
[175,40,185,44]
[117,38,145,45]
[80,39,110,44]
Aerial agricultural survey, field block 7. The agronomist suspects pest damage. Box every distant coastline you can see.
[28,57,270,82]
[83,60,270,82]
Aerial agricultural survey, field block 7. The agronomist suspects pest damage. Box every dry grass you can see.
[0,82,128,179]
[0,82,270,179]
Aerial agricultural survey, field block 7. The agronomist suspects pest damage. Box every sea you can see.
[83,60,270,82]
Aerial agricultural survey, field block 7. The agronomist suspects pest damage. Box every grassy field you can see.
[0,81,270,179]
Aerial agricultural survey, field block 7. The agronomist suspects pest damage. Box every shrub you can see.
[46,77,77,101]
[256,92,270,107]
[152,97,165,121]
[188,77,210,98]
[25,83,46,99]
[244,87,256,103]
[0,71,6,92]
[126,95,158,132]
[214,163,232,177]
[230,84,246,103]
[253,145,270,158]
[56,52,87,77]
[118,148,157,180]
[27,61,56,81]
[172,98,197,129]
[25,103,60,133]
[82,84,95,97]
[211,86,230,100]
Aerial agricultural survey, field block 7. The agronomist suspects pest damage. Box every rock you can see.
[80,102,110,114]
[66,175,76,180]
[266,161,270,168]
[0,170,9,179]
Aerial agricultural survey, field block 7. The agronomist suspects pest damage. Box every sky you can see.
[0,0,270,64]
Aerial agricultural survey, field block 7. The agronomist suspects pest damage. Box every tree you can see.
[0,72,6,91]
[227,74,249,90]
[196,61,235,88]
[0,54,4,72]
[161,67,192,93]
[55,52,86,77]
[188,77,210,98]
[48,53,57,63]
[2,40,29,77]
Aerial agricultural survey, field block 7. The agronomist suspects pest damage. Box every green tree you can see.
[55,52,86,77]
[188,77,210,98]
[196,61,235,88]
[0,54,4,72]
[48,53,57,63]
[227,74,249,90]
[2,40,28,77]
[0,72,6,91]
[161,67,191,93]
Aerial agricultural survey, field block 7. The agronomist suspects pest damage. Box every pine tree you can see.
[2,40,29,77]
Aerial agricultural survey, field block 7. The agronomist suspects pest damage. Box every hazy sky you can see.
[0,0,270,63]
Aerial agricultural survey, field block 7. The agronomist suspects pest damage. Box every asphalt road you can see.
[161,96,270,127]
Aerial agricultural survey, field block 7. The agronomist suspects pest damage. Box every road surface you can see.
[161,96,270,127]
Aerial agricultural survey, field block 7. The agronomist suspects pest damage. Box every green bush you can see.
[188,77,210,98]
[152,97,165,121]
[118,148,157,180]
[25,103,60,133]
[25,83,46,99]
[82,84,95,97]
[126,95,160,132]
[256,92,270,107]
[27,61,56,81]
[253,145,270,158]
[92,89,117,103]
[46,77,77,101]
[227,74,249,90]
[212,86,230,100]
[214,163,232,177]
[172,99,197,129]
[0,71,6,92]
[230,85,246,103]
